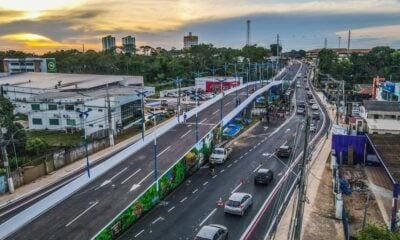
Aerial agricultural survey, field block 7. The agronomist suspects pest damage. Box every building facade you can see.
[360,100,400,134]
[195,76,243,92]
[0,72,154,136]
[102,35,116,52]
[3,58,56,73]
[122,36,136,55]
[183,32,198,49]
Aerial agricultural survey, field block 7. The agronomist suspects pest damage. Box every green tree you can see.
[26,138,48,156]
[318,49,338,74]
[270,44,282,56]
[357,224,400,240]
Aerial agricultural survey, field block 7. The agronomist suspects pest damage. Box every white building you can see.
[360,100,400,134]
[2,58,56,73]
[0,72,154,136]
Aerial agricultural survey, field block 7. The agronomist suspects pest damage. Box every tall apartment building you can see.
[183,32,198,49]
[122,36,136,55]
[102,35,116,52]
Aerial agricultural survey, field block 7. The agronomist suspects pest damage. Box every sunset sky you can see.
[0,0,400,53]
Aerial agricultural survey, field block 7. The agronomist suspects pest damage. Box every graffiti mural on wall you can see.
[95,125,219,240]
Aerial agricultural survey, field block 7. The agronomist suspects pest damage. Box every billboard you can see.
[46,58,57,73]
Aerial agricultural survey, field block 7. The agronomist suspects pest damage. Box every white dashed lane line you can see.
[167,206,175,212]
[192,188,199,194]
[134,229,145,238]
[180,197,188,203]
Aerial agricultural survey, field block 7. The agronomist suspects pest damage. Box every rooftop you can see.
[363,100,400,112]
[0,72,143,90]
[367,134,400,183]
[31,86,145,102]
[366,119,400,131]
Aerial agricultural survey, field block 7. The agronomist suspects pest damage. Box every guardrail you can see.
[0,66,289,239]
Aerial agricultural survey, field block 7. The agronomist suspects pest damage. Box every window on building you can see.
[98,109,103,112]
[65,104,74,111]
[66,119,76,126]
[31,104,40,111]
[48,104,57,110]
[99,124,104,128]
[32,118,42,125]
[49,119,59,125]
[89,124,94,127]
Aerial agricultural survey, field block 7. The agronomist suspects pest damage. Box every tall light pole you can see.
[207,66,222,82]
[171,77,183,123]
[192,71,206,143]
[0,124,14,193]
[76,97,92,178]
[135,88,149,141]
[148,103,161,193]
[216,78,227,143]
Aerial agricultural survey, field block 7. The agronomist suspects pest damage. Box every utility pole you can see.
[106,85,114,146]
[338,36,342,48]
[362,192,370,229]
[347,30,351,57]
[292,113,310,240]
[0,124,14,193]
[324,38,327,49]
[276,34,280,71]
[246,20,251,46]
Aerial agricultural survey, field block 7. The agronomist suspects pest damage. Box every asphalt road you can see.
[116,63,314,240]
[6,63,302,240]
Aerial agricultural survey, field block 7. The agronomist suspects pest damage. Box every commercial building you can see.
[0,73,154,136]
[122,36,136,55]
[102,35,116,52]
[2,58,57,73]
[306,48,370,60]
[195,76,243,92]
[360,100,400,134]
[183,32,198,49]
[375,80,400,102]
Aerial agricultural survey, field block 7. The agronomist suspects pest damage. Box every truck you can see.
[209,147,232,164]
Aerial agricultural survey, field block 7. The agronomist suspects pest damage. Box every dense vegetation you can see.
[0,44,293,84]
[317,46,400,85]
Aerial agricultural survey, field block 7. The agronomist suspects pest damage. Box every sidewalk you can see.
[275,90,344,240]
[0,118,173,207]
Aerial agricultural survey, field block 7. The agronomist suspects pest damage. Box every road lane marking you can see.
[157,146,171,157]
[180,129,192,139]
[134,229,145,238]
[227,164,232,168]
[234,159,238,163]
[168,206,175,212]
[121,169,142,184]
[66,201,99,227]
[244,152,248,155]
[200,118,207,124]
[225,102,231,106]
[95,167,128,190]
[130,172,153,192]
[199,208,217,227]
[231,183,243,193]
[152,216,164,225]
[180,197,188,203]
[240,156,244,159]
[212,110,219,115]
[285,128,291,133]
[203,181,208,186]
[253,164,263,173]
[212,175,218,179]
[192,188,199,194]
[220,169,225,173]
[262,153,270,157]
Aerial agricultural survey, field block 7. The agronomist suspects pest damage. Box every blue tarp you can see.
[223,123,244,137]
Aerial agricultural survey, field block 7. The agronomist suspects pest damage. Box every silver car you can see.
[195,224,228,240]
[224,192,253,216]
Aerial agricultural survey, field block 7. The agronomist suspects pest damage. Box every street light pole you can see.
[76,98,92,178]
[216,78,227,143]
[135,88,149,142]
[149,104,160,192]
[171,77,183,123]
[192,71,206,143]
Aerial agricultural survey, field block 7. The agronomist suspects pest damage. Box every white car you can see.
[224,192,253,216]
[311,104,319,110]
[310,123,316,132]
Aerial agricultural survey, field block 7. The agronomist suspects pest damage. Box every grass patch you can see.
[27,130,83,147]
